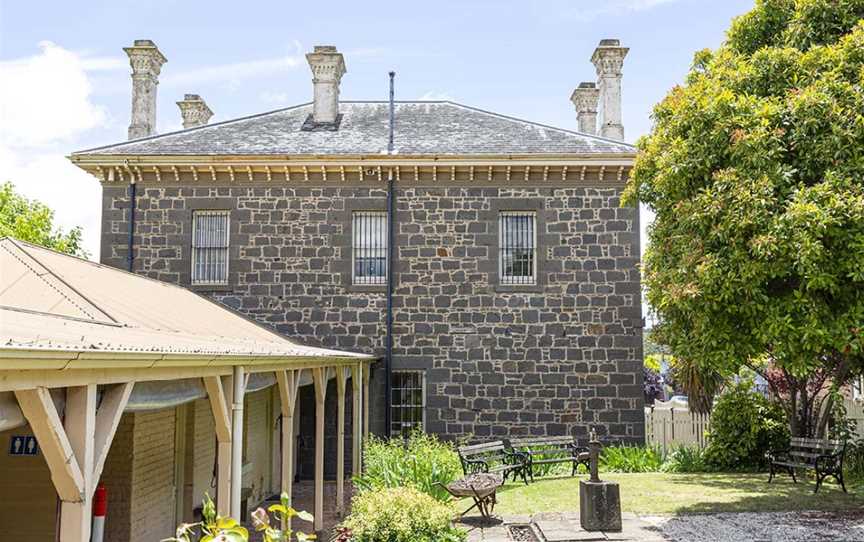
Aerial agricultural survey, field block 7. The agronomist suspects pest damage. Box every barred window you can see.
[499,212,536,285]
[352,211,387,285]
[391,371,425,437]
[191,211,229,285]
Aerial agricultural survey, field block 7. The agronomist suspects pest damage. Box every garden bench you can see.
[506,436,590,482]
[767,437,847,493]
[457,440,529,485]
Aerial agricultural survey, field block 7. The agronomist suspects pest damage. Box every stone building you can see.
[70,40,644,468]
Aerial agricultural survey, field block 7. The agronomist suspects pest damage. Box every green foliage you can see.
[0,182,86,257]
[341,487,466,542]
[600,445,664,473]
[353,430,463,502]
[163,494,250,542]
[844,438,864,480]
[703,381,790,470]
[669,357,727,414]
[625,0,864,428]
[661,446,713,473]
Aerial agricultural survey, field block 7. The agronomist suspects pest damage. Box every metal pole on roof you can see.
[384,71,396,437]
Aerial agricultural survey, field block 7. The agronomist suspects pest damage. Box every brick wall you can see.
[102,182,644,444]
[130,409,176,542]
[102,414,135,540]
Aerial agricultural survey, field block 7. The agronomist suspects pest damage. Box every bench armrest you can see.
[506,450,529,466]
[815,451,843,471]
[766,447,790,463]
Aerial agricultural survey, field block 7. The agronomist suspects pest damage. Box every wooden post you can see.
[14,383,132,542]
[335,367,347,516]
[351,364,362,476]
[275,370,300,514]
[230,366,245,518]
[312,367,327,533]
[204,375,233,517]
[362,364,370,439]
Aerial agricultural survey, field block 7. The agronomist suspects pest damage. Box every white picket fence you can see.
[646,397,864,454]
[644,398,711,455]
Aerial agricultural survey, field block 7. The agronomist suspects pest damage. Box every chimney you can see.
[124,39,167,140]
[591,39,628,141]
[177,94,213,129]
[570,82,600,135]
[305,45,346,125]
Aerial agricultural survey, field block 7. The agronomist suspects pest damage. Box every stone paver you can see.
[459,511,666,542]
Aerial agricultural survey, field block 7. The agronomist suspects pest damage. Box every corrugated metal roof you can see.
[72,101,635,157]
[0,238,372,360]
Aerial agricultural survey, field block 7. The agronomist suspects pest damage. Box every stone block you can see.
[579,480,622,532]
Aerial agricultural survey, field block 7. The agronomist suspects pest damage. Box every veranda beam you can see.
[351,364,362,476]
[276,369,301,511]
[312,367,328,533]
[362,365,370,439]
[92,383,134,487]
[60,385,97,542]
[203,375,233,516]
[336,367,348,516]
[230,366,246,518]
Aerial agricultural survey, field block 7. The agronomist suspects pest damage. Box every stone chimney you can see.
[176,94,213,129]
[124,40,167,140]
[305,45,346,125]
[570,82,600,135]
[591,39,628,141]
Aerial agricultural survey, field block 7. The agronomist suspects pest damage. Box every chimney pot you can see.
[570,82,600,135]
[177,94,214,129]
[305,45,346,126]
[124,40,167,140]
[591,39,628,141]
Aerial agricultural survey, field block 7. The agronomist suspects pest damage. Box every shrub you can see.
[600,445,663,472]
[341,487,466,542]
[703,380,789,470]
[844,438,864,481]
[661,445,712,473]
[353,430,463,502]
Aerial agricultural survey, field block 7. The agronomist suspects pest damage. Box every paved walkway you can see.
[459,512,666,542]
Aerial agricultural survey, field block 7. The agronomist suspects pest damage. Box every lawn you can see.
[466,473,864,515]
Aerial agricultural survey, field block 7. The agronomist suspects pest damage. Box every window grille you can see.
[352,211,387,285]
[191,210,229,285]
[390,371,425,437]
[499,212,537,285]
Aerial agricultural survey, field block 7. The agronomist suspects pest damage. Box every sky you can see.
[0,0,755,259]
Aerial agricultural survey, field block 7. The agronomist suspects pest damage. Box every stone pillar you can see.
[176,94,213,129]
[591,39,628,141]
[305,46,346,125]
[124,40,166,140]
[570,82,599,135]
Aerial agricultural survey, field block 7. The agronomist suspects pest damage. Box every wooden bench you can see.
[457,441,529,485]
[507,436,589,482]
[767,437,847,493]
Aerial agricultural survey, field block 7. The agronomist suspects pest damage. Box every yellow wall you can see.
[0,426,56,541]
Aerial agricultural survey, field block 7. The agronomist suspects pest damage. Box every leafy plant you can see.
[250,492,316,542]
[341,487,466,542]
[703,380,789,470]
[662,446,712,473]
[164,493,314,542]
[844,438,864,480]
[625,0,864,439]
[600,445,664,473]
[163,494,249,542]
[353,429,462,502]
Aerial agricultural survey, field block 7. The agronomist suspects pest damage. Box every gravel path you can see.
[644,511,864,542]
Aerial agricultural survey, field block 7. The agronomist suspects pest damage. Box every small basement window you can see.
[191,210,230,285]
[352,211,387,285]
[391,371,425,437]
[499,211,537,285]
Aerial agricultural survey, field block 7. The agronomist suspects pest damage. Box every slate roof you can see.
[74,101,635,157]
[0,238,373,360]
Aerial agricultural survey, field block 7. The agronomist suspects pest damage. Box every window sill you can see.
[493,283,545,293]
[345,284,388,294]
[190,283,233,293]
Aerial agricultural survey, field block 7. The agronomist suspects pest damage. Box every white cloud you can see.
[565,0,681,21]
[0,42,106,258]
[0,41,107,147]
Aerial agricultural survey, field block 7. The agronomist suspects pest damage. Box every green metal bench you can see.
[507,436,589,482]
[457,440,529,485]
[767,437,847,493]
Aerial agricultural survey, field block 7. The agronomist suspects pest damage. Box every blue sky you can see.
[0,0,754,257]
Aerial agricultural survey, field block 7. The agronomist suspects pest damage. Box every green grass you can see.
[462,473,864,515]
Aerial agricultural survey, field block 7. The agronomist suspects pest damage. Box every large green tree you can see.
[626,0,864,437]
[0,182,86,257]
